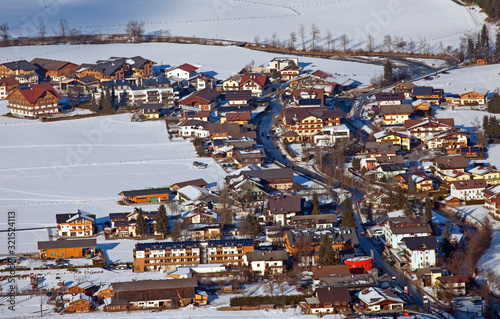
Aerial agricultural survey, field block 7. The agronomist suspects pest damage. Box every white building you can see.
[244,250,288,276]
[165,63,198,80]
[178,120,210,138]
[401,236,438,269]
[450,179,487,201]
[382,215,432,249]
[313,124,350,147]
[357,287,405,312]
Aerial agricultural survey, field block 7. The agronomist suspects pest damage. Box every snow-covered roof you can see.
[66,210,95,223]
[357,287,404,306]
[468,166,492,175]
[177,185,212,201]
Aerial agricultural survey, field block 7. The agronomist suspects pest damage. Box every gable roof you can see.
[316,287,351,304]
[451,179,487,190]
[283,107,342,125]
[379,104,413,115]
[172,179,207,189]
[224,90,253,100]
[37,238,97,250]
[30,58,76,71]
[433,155,469,170]
[112,278,197,292]
[56,210,96,224]
[402,235,438,250]
[176,63,198,73]
[375,92,405,102]
[15,83,62,104]
[267,195,303,214]
[357,287,404,306]
[0,77,19,86]
[405,118,455,130]
[310,264,351,277]
[226,112,251,122]
[240,74,269,87]
[242,168,294,181]
[246,250,288,262]
[77,58,127,76]
[2,60,39,72]
[119,187,172,198]
[180,87,220,103]
[385,216,431,234]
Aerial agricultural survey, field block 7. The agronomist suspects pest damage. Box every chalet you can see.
[108,278,198,310]
[182,207,217,224]
[0,60,40,85]
[357,287,404,312]
[225,111,251,124]
[0,77,18,99]
[374,92,405,106]
[59,76,100,94]
[124,56,156,79]
[178,87,220,111]
[166,63,198,80]
[178,120,210,138]
[268,57,299,72]
[239,74,271,97]
[412,99,431,112]
[469,166,500,185]
[379,104,413,126]
[364,141,399,157]
[282,130,299,143]
[244,250,288,276]
[37,238,97,259]
[76,59,128,81]
[290,214,338,229]
[412,86,443,105]
[405,118,455,141]
[7,83,61,118]
[241,168,294,191]
[360,158,378,171]
[396,171,434,192]
[425,129,469,153]
[222,74,241,92]
[432,155,469,181]
[188,223,222,240]
[208,122,256,140]
[459,88,488,105]
[266,195,304,226]
[227,176,268,208]
[30,58,78,81]
[234,148,266,167]
[94,284,114,301]
[382,216,432,249]
[313,124,350,147]
[176,185,218,210]
[64,294,94,312]
[392,80,416,99]
[401,236,438,269]
[450,179,486,202]
[171,179,207,191]
[288,72,339,94]
[280,64,301,81]
[303,287,351,314]
[180,110,210,122]
[310,264,351,278]
[224,90,252,105]
[139,103,164,119]
[188,73,215,91]
[56,210,96,237]
[283,107,342,141]
[118,187,173,204]
[459,146,481,158]
[436,275,469,296]
[66,281,95,297]
[291,88,325,107]
[373,130,410,150]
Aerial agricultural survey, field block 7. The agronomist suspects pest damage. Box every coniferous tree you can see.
[311,192,320,215]
[135,209,148,237]
[408,177,417,193]
[170,221,181,241]
[352,157,361,171]
[90,94,99,113]
[155,204,169,238]
[403,202,413,216]
[110,86,116,109]
[341,197,356,227]
[441,224,453,258]
[395,187,406,210]
[425,198,433,222]
[318,235,336,266]
[494,32,500,62]
[365,203,373,223]
[383,59,394,84]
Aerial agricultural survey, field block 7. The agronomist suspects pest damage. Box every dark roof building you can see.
[37,238,97,250]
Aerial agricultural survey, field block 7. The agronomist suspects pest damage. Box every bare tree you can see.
[166,200,180,215]
[275,273,287,296]
[310,23,320,51]
[0,24,9,43]
[126,20,145,42]
[340,34,349,52]
[38,21,47,39]
[298,24,306,50]
[271,32,279,48]
[264,278,275,296]
[366,34,374,52]
[218,184,234,225]
[383,34,392,52]
[289,31,297,49]
[408,39,415,54]
[59,19,69,37]
[325,29,333,51]
[253,35,259,45]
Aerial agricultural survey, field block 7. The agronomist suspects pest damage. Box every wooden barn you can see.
[65,281,95,297]
[118,187,173,204]
[37,238,97,259]
[64,294,94,312]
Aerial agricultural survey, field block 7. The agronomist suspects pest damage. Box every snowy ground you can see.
[0,0,490,52]
[0,42,383,85]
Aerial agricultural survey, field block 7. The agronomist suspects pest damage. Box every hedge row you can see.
[229,294,307,307]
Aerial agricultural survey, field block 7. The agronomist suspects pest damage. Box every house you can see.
[392,80,416,99]
[182,207,217,224]
[0,60,41,84]
[287,72,339,93]
[165,63,198,80]
[459,88,489,105]
[424,129,469,153]
[244,250,288,276]
[225,111,251,124]
[432,155,470,182]
[239,74,271,97]
[241,168,294,191]
[171,179,208,191]
[64,293,94,312]
[224,90,252,105]
[357,287,405,312]
[188,73,215,91]
[405,118,455,141]
[280,64,301,81]
[178,120,210,138]
[227,176,268,208]
[0,77,18,99]
[379,104,413,126]
[125,56,156,79]
[94,284,114,300]
[290,214,338,229]
[459,146,481,158]
[302,287,351,314]
[37,238,97,259]
[176,185,218,210]
[310,264,351,278]
[396,171,434,192]
[233,148,266,167]
[266,195,304,226]
[59,76,100,95]
[469,166,500,185]
[364,141,399,157]
[139,103,164,119]
[360,157,378,171]
[133,239,253,272]
[283,107,343,141]
[401,236,438,269]
[382,216,432,249]
[66,281,95,297]
[188,223,223,240]
[268,57,299,72]
[450,179,487,202]
[7,83,61,118]
[76,59,128,81]
[412,99,431,112]
[222,75,241,92]
[178,87,220,111]
[30,58,78,81]
[208,122,256,140]
[118,187,173,204]
[483,184,500,218]
[376,163,408,179]
[374,130,411,150]
[291,88,325,107]
[282,130,299,143]
[435,275,469,296]
[108,278,198,310]
[412,86,443,105]
[218,105,252,119]
[56,210,96,237]
[375,92,405,106]
[180,110,210,122]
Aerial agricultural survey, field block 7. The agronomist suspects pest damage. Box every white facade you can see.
[166,68,195,80]
[382,223,430,249]
[313,124,350,146]
[450,184,485,201]
[10,103,59,117]
[405,246,436,269]
[249,260,284,276]
[179,124,210,138]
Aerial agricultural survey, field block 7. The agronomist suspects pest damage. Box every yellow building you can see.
[469,166,500,185]
[374,130,411,150]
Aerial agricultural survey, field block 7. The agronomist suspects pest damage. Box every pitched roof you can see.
[240,74,269,87]
[242,168,294,181]
[224,90,253,100]
[283,107,342,125]
[180,87,220,103]
[177,63,198,73]
[316,287,351,304]
[30,58,76,71]
[77,58,126,76]
[290,213,338,224]
[112,278,198,292]
[226,112,251,122]
[375,92,405,102]
[310,264,351,277]
[267,195,303,214]
[15,83,62,104]
[436,275,469,285]
[405,118,455,130]
[172,179,207,189]
[0,77,19,86]
[208,122,256,139]
[357,287,404,306]
[246,250,288,262]
[385,216,431,235]
[402,236,438,250]
[2,60,39,72]
[379,104,413,115]
[119,187,172,197]
[433,155,469,170]
[451,179,487,190]
[394,80,416,89]
[56,210,96,224]
[37,239,97,250]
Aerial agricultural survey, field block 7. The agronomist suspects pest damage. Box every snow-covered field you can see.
[0,42,383,85]
[1,0,489,51]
